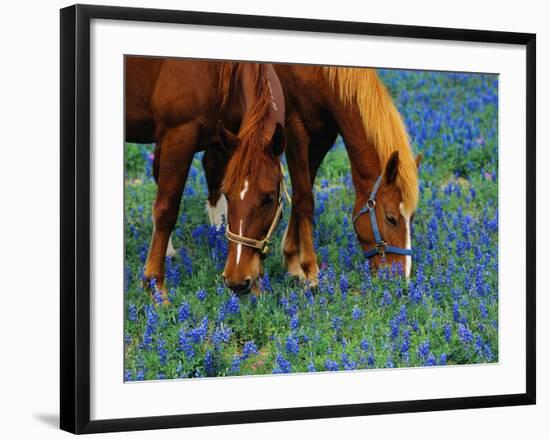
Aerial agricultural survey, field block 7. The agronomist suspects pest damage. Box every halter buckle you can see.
[367,198,376,209]
[375,241,387,256]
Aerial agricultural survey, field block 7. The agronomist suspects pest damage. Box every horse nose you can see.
[223,277,252,295]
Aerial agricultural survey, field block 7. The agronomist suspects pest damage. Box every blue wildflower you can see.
[285,335,300,356]
[178,301,191,322]
[324,359,339,371]
[196,288,207,302]
[242,341,259,359]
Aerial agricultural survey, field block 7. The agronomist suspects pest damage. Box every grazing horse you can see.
[125,58,286,301]
[273,65,419,285]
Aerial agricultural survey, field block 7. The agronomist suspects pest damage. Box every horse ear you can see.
[384,151,399,184]
[269,122,286,158]
[216,120,239,153]
[415,154,423,169]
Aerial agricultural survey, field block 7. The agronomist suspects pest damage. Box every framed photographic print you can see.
[60,4,536,434]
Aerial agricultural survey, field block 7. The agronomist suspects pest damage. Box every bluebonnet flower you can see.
[380,289,393,307]
[157,337,168,366]
[178,330,195,360]
[418,340,430,359]
[230,355,241,374]
[444,324,452,342]
[142,304,158,350]
[324,359,339,371]
[339,273,349,299]
[458,323,474,344]
[307,362,316,372]
[400,330,411,355]
[331,316,343,332]
[341,353,357,370]
[479,301,488,319]
[218,294,240,321]
[212,326,232,350]
[352,306,362,320]
[426,353,437,366]
[242,341,259,359]
[124,369,133,381]
[260,272,273,293]
[409,283,422,304]
[179,247,193,276]
[136,369,145,381]
[273,353,292,374]
[127,302,137,321]
[189,317,209,343]
[178,301,191,322]
[290,315,299,331]
[285,335,300,356]
[204,350,216,376]
[152,286,165,306]
[367,354,375,367]
[196,288,207,302]
[453,302,460,322]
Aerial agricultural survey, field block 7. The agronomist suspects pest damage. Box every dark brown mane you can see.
[220,63,276,196]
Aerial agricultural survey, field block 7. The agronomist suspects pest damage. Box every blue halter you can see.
[352,175,413,258]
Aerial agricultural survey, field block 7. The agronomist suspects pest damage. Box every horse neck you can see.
[332,100,382,205]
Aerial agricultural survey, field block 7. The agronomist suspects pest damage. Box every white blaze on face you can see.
[239,179,249,201]
[236,220,243,266]
[235,178,250,267]
[400,202,412,278]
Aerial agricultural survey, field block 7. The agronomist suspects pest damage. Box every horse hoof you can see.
[284,255,306,278]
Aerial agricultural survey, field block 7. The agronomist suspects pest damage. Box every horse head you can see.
[218,121,286,295]
[352,151,421,278]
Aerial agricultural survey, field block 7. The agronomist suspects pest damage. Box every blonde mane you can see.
[323,66,419,216]
[219,63,276,197]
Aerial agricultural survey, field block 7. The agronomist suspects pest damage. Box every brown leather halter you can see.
[225,164,290,258]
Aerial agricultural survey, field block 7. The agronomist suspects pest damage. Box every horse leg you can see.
[284,120,319,286]
[144,123,198,303]
[150,142,178,258]
[150,213,177,257]
[202,146,229,227]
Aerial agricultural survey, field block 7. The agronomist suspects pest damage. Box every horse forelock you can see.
[323,66,419,216]
[221,63,281,198]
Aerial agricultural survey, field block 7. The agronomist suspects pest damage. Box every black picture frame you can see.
[60,4,536,434]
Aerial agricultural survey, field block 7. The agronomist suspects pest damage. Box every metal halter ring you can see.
[375,241,387,256]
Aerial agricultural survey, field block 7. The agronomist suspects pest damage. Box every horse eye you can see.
[385,214,397,226]
[261,194,275,207]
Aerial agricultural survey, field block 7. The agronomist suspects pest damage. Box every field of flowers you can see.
[124,69,498,380]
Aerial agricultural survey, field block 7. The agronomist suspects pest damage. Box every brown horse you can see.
[203,64,419,287]
[125,58,286,300]
[275,65,419,285]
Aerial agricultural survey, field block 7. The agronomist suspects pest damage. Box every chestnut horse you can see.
[274,65,419,285]
[126,58,286,300]
[204,64,419,287]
